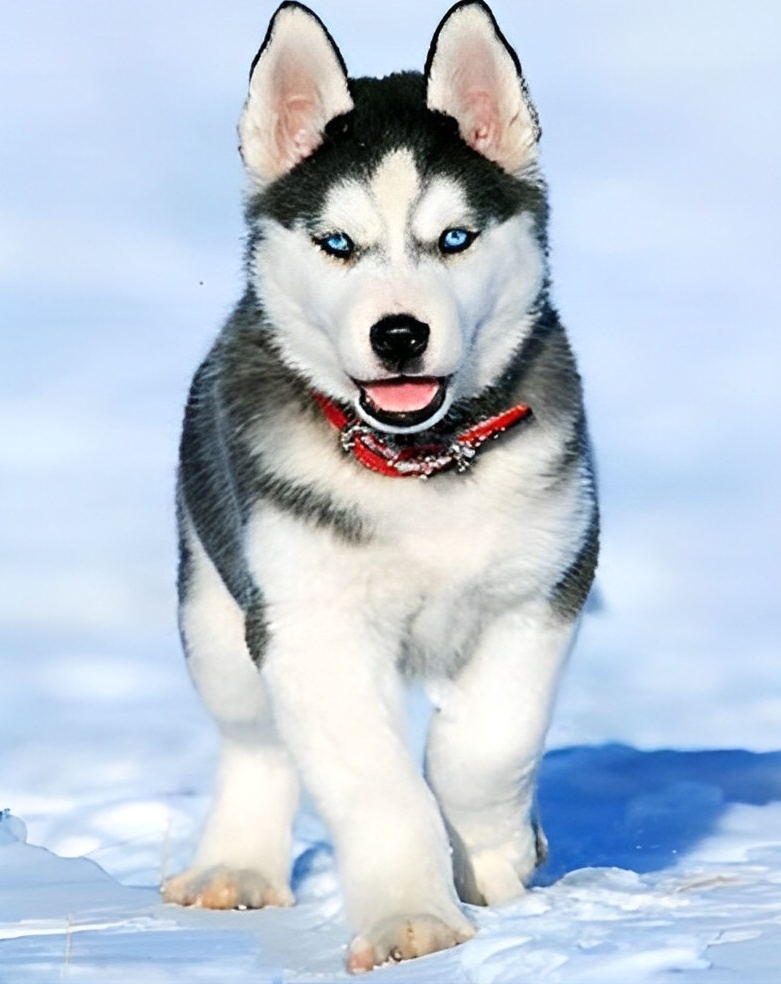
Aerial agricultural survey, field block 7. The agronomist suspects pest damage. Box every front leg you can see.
[425,603,574,906]
[261,595,473,972]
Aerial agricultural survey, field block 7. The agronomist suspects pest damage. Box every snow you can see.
[3,754,781,982]
[2,0,780,981]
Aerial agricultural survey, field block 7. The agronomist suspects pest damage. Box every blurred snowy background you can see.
[2,1,780,980]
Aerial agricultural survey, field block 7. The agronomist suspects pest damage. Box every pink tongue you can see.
[363,379,440,413]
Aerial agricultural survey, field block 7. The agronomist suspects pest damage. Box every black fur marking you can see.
[533,811,548,867]
[550,505,600,621]
[175,490,193,604]
[244,598,269,666]
[178,365,258,611]
[255,467,368,544]
[249,71,547,244]
[178,375,272,666]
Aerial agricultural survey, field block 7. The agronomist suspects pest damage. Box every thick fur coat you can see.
[164,1,598,972]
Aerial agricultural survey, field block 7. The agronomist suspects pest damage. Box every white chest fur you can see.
[245,409,588,675]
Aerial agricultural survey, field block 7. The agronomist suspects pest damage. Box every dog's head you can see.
[240,1,548,434]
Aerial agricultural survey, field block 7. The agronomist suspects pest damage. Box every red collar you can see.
[313,392,531,479]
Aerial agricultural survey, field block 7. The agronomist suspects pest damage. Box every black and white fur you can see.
[164,1,598,971]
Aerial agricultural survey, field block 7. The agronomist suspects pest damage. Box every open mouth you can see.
[356,376,449,431]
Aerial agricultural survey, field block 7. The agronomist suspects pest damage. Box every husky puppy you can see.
[163,0,598,971]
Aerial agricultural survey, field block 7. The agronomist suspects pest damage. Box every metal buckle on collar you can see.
[450,440,478,473]
[339,420,367,454]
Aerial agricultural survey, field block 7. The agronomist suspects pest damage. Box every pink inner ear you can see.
[462,91,499,157]
[277,95,322,167]
[272,60,326,169]
[449,36,504,162]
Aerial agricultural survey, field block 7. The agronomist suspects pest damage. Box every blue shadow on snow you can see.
[535,744,781,882]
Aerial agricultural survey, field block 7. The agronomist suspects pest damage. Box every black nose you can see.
[370,314,430,368]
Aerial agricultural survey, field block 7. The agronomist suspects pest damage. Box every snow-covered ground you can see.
[2,1,780,981]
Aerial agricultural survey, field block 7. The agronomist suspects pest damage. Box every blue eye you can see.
[439,228,478,254]
[317,232,354,258]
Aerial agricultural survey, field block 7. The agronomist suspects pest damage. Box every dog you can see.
[162,0,599,972]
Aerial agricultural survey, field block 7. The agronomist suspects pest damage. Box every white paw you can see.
[458,821,546,906]
[161,865,293,910]
[346,912,474,973]
[469,847,527,905]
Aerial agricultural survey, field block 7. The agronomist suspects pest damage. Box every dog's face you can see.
[240,1,547,434]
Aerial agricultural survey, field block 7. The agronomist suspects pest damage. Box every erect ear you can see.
[239,2,353,185]
[425,1,540,175]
